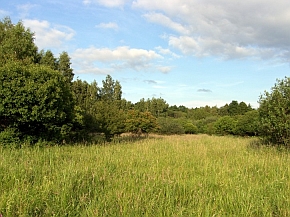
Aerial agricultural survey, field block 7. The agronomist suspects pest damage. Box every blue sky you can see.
[1,0,290,108]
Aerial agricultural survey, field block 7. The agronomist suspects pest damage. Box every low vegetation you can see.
[1,135,290,216]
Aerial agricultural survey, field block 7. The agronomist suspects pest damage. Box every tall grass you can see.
[0,135,290,216]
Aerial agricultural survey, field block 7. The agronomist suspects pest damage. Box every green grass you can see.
[0,135,290,216]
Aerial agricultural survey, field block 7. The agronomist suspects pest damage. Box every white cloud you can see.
[17,3,38,18]
[83,0,130,7]
[72,46,162,74]
[143,12,190,35]
[96,22,119,30]
[157,66,172,74]
[23,19,75,50]
[155,46,180,58]
[133,0,290,62]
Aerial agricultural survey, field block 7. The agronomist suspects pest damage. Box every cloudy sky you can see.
[1,0,290,108]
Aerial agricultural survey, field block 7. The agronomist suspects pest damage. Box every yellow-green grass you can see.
[0,135,290,216]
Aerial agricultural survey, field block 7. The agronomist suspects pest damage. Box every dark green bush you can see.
[157,118,185,135]
[214,116,237,135]
[258,77,290,146]
[183,122,198,134]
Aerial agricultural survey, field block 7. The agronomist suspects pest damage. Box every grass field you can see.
[0,134,290,216]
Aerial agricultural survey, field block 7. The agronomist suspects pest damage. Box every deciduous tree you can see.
[258,77,290,146]
[58,51,74,83]
[0,62,74,142]
[0,17,38,65]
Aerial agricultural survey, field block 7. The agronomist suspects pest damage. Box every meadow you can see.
[0,135,290,216]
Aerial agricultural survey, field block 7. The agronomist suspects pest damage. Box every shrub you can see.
[157,117,185,135]
[214,116,237,135]
[183,122,198,134]
[195,116,218,134]
[0,62,74,143]
[0,127,20,146]
[258,77,290,146]
[235,110,260,136]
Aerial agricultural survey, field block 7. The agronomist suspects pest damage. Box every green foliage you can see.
[72,79,99,133]
[93,75,126,140]
[58,51,74,83]
[258,77,290,146]
[0,17,38,65]
[228,100,240,116]
[98,75,122,101]
[235,110,260,136]
[214,116,237,135]
[0,62,74,142]
[219,104,229,116]
[125,110,158,135]
[219,101,253,116]
[0,127,20,146]
[157,117,185,135]
[195,116,219,135]
[135,97,169,117]
[94,101,125,140]
[183,122,198,134]
[188,106,219,120]
[39,50,57,70]
[167,105,187,118]
[239,101,250,115]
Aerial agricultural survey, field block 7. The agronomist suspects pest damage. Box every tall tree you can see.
[0,17,38,65]
[219,103,229,116]
[228,100,240,116]
[72,79,99,133]
[58,51,74,83]
[95,75,125,140]
[239,101,249,115]
[98,75,115,101]
[39,50,57,70]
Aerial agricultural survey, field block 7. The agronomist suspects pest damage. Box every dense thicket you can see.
[259,77,290,146]
[0,17,288,146]
[0,63,74,143]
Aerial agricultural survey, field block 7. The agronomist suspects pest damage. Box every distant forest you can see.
[1,17,289,146]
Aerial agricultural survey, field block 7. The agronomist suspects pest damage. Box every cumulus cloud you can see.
[157,66,172,73]
[133,0,290,61]
[72,46,162,74]
[155,46,180,58]
[23,19,75,50]
[143,12,190,35]
[96,22,119,30]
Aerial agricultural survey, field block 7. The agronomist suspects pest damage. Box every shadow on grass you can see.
[247,137,290,152]
[87,133,163,146]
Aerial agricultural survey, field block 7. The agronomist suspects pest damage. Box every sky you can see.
[1,0,290,108]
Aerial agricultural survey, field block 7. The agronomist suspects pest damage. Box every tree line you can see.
[0,18,289,146]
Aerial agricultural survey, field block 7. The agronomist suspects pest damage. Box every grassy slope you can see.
[0,135,290,216]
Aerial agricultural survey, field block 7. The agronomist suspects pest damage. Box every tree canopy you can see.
[259,77,290,146]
